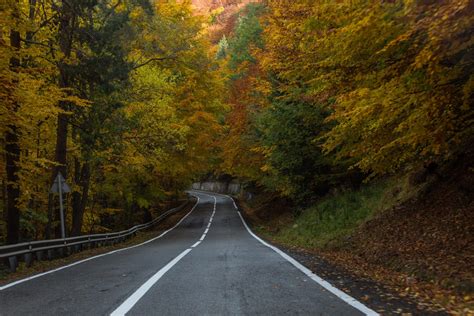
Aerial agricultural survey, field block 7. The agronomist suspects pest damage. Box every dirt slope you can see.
[242,157,474,314]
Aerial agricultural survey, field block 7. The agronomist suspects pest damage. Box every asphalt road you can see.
[0,191,377,315]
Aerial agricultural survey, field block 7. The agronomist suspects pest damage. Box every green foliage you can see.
[260,181,391,248]
[227,3,266,76]
[216,35,229,59]
[218,2,268,182]
[256,98,337,203]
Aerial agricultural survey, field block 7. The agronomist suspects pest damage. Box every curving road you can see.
[0,191,377,315]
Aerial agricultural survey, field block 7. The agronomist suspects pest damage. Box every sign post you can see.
[50,172,71,239]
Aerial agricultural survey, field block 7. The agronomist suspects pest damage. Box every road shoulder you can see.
[0,201,196,287]
[238,201,448,316]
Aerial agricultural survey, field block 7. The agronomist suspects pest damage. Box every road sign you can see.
[50,172,71,193]
[50,172,70,239]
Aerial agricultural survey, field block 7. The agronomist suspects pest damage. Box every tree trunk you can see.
[2,178,7,223]
[53,113,68,179]
[71,162,91,236]
[5,1,22,244]
[45,194,53,239]
[50,1,75,238]
[5,126,20,245]
[52,0,74,181]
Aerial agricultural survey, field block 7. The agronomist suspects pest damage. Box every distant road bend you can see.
[0,191,378,315]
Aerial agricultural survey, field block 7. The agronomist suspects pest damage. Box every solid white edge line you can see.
[0,196,201,291]
[192,191,378,315]
[110,248,192,316]
[236,210,379,316]
[191,241,201,248]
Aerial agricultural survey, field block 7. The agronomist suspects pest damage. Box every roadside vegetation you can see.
[257,181,394,249]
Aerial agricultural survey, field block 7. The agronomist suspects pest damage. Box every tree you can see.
[4,0,21,244]
[219,3,267,183]
[0,0,225,242]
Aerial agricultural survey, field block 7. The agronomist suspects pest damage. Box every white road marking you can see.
[110,193,217,315]
[110,248,192,316]
[196,195,216,243]
[0,197,201,292]
[236,211,379,316]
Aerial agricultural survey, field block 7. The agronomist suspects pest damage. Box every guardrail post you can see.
[47,249,54,260]
[24,253,33,267]
[8,256,18,273]
[36,250,44,261]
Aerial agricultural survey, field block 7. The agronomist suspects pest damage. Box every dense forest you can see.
[217,0,473,202]
[0,0,224,244]
[1,0,473,312]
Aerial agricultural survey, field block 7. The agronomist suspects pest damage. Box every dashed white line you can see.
[110,248,192,316]
[110,193,218,315]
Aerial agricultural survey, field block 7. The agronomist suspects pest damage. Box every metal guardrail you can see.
[0,198,191,272]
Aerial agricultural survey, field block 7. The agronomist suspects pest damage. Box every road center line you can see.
[110,193,217,315]
[110,248,192,316]
[196,196,216,243]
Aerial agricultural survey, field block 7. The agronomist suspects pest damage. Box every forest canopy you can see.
[0,0,224,243]
[1,0,473,243]
[217,0,473,202]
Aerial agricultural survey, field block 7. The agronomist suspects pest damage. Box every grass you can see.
[255,177,416,249]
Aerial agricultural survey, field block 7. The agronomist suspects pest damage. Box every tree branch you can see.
[132,56,177,70]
